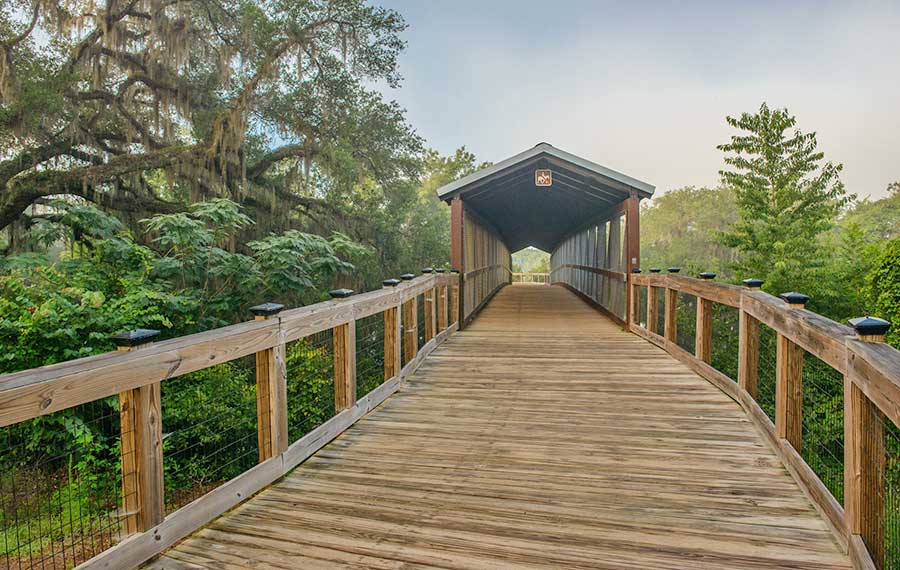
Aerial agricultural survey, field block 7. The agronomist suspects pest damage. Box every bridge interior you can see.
[148,285,850,569]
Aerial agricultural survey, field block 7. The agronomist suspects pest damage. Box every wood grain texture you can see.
[695,297,713,363]
[776,333,804,451]
[739,310,760,399]
[332,321,356,412]
[146,285,850,570]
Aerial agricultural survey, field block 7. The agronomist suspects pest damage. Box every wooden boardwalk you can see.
[147,285,850,569]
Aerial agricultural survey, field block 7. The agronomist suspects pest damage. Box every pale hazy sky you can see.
[378,0,900,200]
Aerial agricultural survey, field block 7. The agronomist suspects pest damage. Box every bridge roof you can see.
[436,143,655,252]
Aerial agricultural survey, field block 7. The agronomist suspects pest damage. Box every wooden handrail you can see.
[628,272,899,570]
[0,273,460,570]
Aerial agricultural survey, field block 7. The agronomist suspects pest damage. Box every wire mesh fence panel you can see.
[655,287,666,336]
[885,419,900,570]
[675,293,696,354]
[1,400,125,569]
[710,304,740,381]
[638,285,648,329]
[800,353,845,505]
[757,323,778,423]
[285,330,335,444]
[160,356,258,515]
[356,312,385,400]
[416,293,426,349]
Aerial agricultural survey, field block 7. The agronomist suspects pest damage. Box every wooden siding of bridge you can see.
[147,285,850,570]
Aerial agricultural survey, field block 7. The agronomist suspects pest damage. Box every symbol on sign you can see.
[535,169,552,187]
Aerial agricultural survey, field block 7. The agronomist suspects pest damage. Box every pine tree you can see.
[717,103,852,294]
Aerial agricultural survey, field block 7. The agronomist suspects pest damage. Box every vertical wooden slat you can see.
[333,321,357,411]
[119,382,164,532]
[695,297,713,363]
[254,341,287,461]
[738,310,760,399]
[776,333,803,451]
[437,285,448,331]
[664,288,678,343]
[424,288,436,343]
[451,278,459,325]
[383,306,401,380]
[846,372,886,568]
[118,338,165,534]
[647,286,659,335]
[402,297,417,365]
[629,282,640,325]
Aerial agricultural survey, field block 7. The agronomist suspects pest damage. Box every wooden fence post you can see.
[423,268,436,343]
[775,292,808,451]
[330,289,357,412]
[437,283,448,332]
[250,303,288,463]
[647,279,659,335]
[664,268,680,343]
[382,279,402,380]
[695,272,716,363]
[738,279,763,399]
[629,269,641,326]
[112,329,165,534]
[845,316,890,568]
[401,274,417,365]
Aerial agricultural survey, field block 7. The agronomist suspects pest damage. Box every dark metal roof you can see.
[437,143,654,252]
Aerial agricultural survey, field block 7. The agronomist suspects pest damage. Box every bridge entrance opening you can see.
[437,142,655,326]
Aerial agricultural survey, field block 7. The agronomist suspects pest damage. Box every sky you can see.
[377,0,900,201]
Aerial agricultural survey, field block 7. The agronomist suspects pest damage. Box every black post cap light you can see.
[249,302,285,318]
[848,316,890,341]
[649,268,661,273]
[631,268,642,273]
[422,267,434,274]
[111,328,160,348]
[451,268,460,274]
[780,292,810,308]
[743,278,764,289]
[699,272,716,280]
[400,273,415,280]
[435,268,446,273]
[329,288,354,299]
[382,278,401,287]
[667,267,681,273]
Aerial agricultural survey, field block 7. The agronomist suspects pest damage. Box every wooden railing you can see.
[628,270,899,570]
[0,272,459,570]
[511,272,550,284]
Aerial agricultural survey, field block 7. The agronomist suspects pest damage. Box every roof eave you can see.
[436,143,655,202]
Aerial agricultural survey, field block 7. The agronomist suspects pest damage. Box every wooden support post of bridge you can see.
[695,297,713,363]
[383,303,401,380]
[775,332,803,451]
[437,284,448,331]
[738,279,763,400]
[623,192,640,329]
[738,310,760,399]
[330,289,357,412]
[845,320,889,569]
[646,286,659,335]
[113,330,165,535]
[664,287,678,344]
[451,273,460,325]
[402,295,417,366]
[333,320,357,411]
[450,197,465,328]
[424,287,436,343]
[251,304,288,463]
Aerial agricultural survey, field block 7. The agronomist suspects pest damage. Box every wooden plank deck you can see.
[147,284,851,569]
